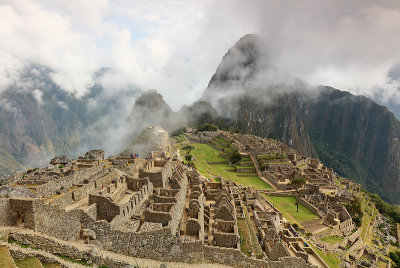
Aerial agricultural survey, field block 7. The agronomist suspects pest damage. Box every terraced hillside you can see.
[174,135,273,190]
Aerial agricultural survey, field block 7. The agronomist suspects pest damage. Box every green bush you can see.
[368,193,400,223]
[196,123,218,132]
[390,251,400,264]
[171,126,186,137]
[228,150,242,165]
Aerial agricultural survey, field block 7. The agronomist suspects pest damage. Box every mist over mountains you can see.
[1,34,400,205]
[0,65,142,175]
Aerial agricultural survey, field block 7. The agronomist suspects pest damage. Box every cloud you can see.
[32,89,43,105]
[57,100,69,110]
[0,0,400,111]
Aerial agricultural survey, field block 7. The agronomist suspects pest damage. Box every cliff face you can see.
[202,34,400,203]
[0,74,86,175]
[0,66,138,176]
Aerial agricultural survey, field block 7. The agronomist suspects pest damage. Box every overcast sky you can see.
[1,0,400,110]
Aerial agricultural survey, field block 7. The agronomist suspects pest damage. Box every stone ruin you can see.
[0,129,368,267]
[0,144,318,267]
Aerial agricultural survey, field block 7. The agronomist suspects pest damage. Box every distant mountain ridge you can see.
[0,66,140,176]
[1,35,400,205]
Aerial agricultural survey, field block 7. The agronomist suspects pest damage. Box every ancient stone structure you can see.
[0,129,369,267]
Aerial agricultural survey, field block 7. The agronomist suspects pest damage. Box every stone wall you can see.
[36,166,103,198]
[49,181,96,208]
[168,173,188,235]
[265,242,290,260]
[145,210,171,225]
[212,232,238,248]
[301,218,323,228]
[86,203,97,220]
[89,194,120,222]
[397,223,400,242]
[34,202,82,241]
[9,198,36,230]
[0,198,13,226]
[235,167,256,173]
[203,245,314,268]
[298,197,322,217]
[339,219,354,235]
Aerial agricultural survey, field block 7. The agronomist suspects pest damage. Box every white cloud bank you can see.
[0,0,400,109]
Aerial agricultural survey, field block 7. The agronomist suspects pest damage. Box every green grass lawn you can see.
[14,257,43,268]
[237,219,252,257]
[184,143,223,162]
[0,246,15,268]
[243,206,263,258]
[177,143,223,180]
[262,194,318,224]
[178,142,272,189]
[214,137,230,145]
[309,243,341,268]
[42,264,62,268]
[321,235,344,245]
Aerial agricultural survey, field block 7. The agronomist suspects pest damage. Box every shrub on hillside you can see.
[368,193,400,223]
[228,150,242,165]
[196,123,218,132]
[171,126,186,137]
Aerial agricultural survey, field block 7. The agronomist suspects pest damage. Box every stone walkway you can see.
[1,227,234,268]
[1,241,87,268]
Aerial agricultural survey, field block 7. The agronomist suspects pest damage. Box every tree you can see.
[290,177,306,189]
[185,155,193,161]
[196,123,218,132]
[228,150,242,165]
[182,145,194,155]
[171,126,186,137]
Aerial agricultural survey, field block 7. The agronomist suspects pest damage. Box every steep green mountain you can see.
[201,34,400,204]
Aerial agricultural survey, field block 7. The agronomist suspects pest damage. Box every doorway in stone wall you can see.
[14,211,24,227]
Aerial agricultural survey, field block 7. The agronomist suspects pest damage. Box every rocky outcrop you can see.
[82,150,104,160]
[50,156,71,165]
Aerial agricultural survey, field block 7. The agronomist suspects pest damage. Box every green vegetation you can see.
[237,219,252,257]
[368,192,400,223]
[358,194,378,243]
[58,164,64,169]
[289,177,306,189]
[243,206,263,258]
[171,126,186,137]
[262,194,318,224]
[215,137,229,144]
[321,235,344,245]
[196,123,218,132]
[59,256,93,267]
[309,243,341,268]
[0,246,15,268]
[228,150,242,165]
[14,257,43,268]
[8,238,38,250]
[390,251,400,268]
[0,148,25,177]
[345,198,363,227]
[42,264,63,268]
[177,142,272,189]
[182,144,194,155]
